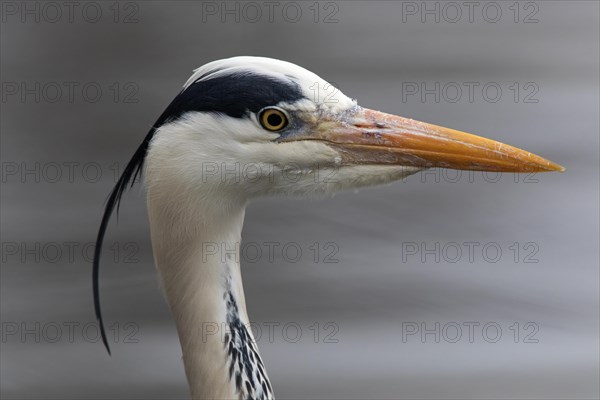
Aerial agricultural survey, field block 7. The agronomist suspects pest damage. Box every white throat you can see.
[146,180,273,399]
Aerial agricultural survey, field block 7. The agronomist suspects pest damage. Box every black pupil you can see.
[266,112,283,127]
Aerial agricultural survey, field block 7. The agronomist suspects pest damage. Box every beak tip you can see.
[546,162,566,173]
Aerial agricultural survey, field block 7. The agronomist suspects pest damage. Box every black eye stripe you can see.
[157,72,305,123]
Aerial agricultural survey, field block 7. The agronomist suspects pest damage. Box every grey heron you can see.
[93,56,564,399]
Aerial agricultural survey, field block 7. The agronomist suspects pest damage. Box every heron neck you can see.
[146,198,273,399]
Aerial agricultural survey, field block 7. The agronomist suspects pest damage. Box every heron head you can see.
[142,56,563,204]
[94,57,565,352]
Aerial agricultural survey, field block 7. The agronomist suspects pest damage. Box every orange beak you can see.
[301,107,564,173]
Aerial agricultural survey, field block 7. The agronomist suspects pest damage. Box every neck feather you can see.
[146,193,273,400]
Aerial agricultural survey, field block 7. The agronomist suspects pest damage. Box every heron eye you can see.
[259,107,289,132]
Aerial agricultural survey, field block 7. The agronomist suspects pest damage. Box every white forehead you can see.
[184,56,356,112]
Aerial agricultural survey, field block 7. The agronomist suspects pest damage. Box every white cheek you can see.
[245,140,339,166]
[145,114,339,195]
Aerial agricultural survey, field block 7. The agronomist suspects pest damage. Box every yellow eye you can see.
[259,107,289,131]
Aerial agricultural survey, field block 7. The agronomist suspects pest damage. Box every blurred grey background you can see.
[1,1,598,399]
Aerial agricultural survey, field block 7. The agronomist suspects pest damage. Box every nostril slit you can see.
[353,122,385,128]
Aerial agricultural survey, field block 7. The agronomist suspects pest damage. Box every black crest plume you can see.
[92,92,185,354]
[92,126,156,354]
